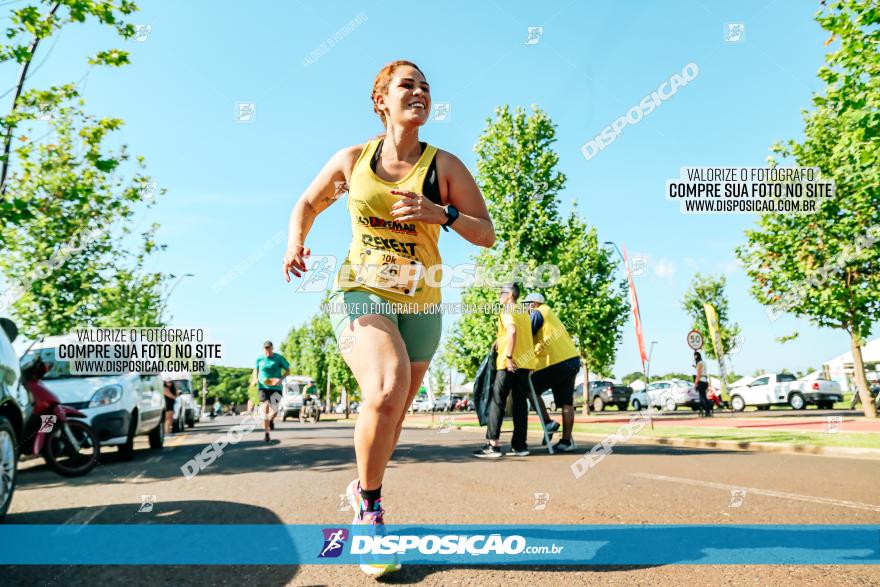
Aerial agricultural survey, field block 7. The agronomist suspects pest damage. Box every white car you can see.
[24,336,165,459]
[728,373,842,411]
[630,380,698,411]
[0,318,27,520]
[411,396,434,412]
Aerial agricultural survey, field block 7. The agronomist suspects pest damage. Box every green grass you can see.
[449,420,880,449]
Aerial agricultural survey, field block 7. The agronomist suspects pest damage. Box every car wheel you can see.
[632,399,642,411]
[665,398,677,411]
[0,415,18,520]
[592,397,605,412]
[118,410,138,461]
[731,395,746,412]
[789,393,805,410]
[617,402,628,411]
[148,413,165,450]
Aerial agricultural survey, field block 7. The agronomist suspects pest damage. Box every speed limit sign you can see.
[687,330,703,350]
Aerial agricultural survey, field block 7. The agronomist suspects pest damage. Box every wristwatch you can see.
[442,204,460,232]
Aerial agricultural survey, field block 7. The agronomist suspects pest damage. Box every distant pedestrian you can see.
[473,282,536,459]
[252,340,290,442]
[694,351,711,417]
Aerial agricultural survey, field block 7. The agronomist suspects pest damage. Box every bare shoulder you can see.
[331,142,370,177]
[434,148,468,173]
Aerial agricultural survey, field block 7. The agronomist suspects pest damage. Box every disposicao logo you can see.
[318,528,349,558]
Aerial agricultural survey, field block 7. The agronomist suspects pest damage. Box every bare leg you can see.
[164,411,173,434]
[391,361,431,450]
[339,315,411,491]
[561,404,574,441]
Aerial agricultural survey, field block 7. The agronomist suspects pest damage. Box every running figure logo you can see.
[318,528,349,558]
[38,415,56,433]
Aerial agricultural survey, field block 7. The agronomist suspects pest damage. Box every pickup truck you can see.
[728,373,842,411]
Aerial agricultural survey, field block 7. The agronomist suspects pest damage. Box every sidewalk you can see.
[404,411,880,433]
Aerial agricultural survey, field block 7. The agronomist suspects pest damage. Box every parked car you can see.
[411,396,433,412]
[728,373,843,411]
[0,318,29,520]
[581,381,632,411]
[433,394,455,412]
[631,380,698,411]
[23,335,165,460]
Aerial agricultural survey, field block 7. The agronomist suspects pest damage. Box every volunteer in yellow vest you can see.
[473,282,537,458]
[281,60,494,577]
[524,292,580,452]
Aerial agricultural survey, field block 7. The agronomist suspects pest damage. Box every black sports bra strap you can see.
[370,139,442,206]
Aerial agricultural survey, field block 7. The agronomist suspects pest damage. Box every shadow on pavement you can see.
[1,501,300,587]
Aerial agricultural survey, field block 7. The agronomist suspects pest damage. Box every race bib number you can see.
[354,248,422,297]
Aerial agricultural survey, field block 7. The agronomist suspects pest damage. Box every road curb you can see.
[401,420,880,460]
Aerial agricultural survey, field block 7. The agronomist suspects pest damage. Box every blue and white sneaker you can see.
[346,479,401,577]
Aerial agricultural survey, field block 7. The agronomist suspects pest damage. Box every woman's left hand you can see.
[389,190,446,224]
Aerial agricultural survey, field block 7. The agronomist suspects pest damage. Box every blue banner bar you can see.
[0,525,877,565]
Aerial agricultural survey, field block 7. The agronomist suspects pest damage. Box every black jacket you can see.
[473,348,497,426]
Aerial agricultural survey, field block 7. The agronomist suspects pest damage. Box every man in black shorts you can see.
[524,293,580,452]
[252,340,289,442]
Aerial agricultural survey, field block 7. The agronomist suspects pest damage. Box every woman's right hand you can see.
[282,244,311,281]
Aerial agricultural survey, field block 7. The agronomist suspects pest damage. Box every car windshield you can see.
[173,379,192,393]
[21,348,90,380]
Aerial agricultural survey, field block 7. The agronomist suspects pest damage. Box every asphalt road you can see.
[3,415,880,586]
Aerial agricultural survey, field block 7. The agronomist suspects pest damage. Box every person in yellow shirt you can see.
[474,282,536,458]
[524,293,580,452]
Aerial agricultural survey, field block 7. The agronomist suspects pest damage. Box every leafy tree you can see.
[554,209,629,414]
[0,0,138,209]
[681,273,742,361]
[0,96,167,335]
[445,106,628,418]
[193,366,251,406]
[621,371,644,386]
[736,0,879,417]
[446,105,566,379]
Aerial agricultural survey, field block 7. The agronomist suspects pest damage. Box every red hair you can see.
[371,60,425,132]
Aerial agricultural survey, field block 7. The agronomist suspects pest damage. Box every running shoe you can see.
[264,432,270,442]
[346,479,401,577]
[552,439,577,452]
[507,448,530,457]
[472,443,503,459]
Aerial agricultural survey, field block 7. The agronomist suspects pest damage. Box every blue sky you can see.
[4,0,875,378]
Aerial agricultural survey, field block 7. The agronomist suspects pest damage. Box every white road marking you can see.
[146,455,163,463]
[631,473,880,513]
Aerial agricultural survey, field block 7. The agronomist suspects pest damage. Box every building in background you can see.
[822,338,880,392]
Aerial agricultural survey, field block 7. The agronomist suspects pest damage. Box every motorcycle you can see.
[20,342,100,477]
[300,395,321,423]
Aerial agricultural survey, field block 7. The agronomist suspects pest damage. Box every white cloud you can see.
[653,258,676,278]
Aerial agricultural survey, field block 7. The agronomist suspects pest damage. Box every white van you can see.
[23,335,165,459]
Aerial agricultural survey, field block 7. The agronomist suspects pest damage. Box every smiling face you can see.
[373,64,430,129]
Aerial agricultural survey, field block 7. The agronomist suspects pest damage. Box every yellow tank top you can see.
[534,303,579,370]
[333,138,442,309]
[496,304,538,371]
